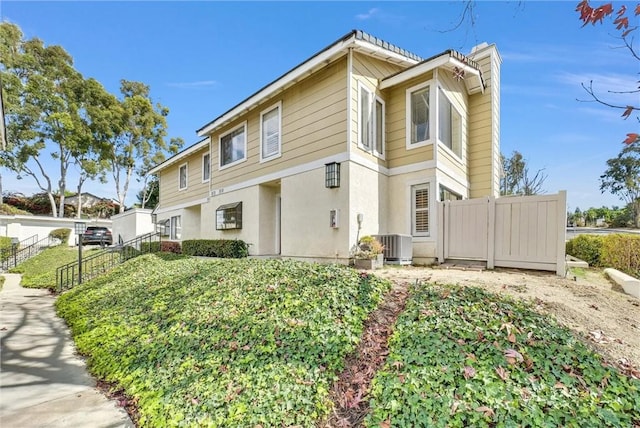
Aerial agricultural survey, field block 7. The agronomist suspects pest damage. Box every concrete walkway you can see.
[0,274,133,427]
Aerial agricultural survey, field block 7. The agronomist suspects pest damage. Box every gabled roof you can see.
[380,49,485,94]
[196,30,422,137]
[147,137,209,175]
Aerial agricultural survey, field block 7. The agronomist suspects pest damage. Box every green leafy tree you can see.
[137,175,159,209]
[0,22,94,217]
[600,141,640,227]
[108,80,182,213]
[500,151,548,196]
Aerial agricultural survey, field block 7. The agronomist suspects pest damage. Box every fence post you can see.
[487,196,496,270]
[556,190,567,276]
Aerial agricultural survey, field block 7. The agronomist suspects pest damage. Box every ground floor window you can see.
[170,215,181,240]
[440,185,462,201]
[412,183,430,236]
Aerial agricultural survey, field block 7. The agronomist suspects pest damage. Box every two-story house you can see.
[149,30,501,264]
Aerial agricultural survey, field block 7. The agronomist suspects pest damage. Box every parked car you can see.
[81,226,113,246]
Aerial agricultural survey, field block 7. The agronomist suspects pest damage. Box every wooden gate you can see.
[437,191,566,275]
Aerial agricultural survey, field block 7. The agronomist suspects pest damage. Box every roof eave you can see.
[196,31,420,138]
[147,138,209,175]
[380,53,484,94]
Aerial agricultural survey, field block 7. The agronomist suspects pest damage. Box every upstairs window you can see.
[438,88,463,158]
[202,152,210,182]
[220,123,247,169]
[261,103,281,161]
[359,84,385,157]
[178,163,187,190]
[409,85,430,146]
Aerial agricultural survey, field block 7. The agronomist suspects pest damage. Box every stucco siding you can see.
[387,170,438,263]
[280,167,350,260]
[209,58,348,191]
[347,162,388,247]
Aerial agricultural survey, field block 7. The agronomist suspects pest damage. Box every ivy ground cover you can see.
[55,254,390,427]
[366,283,640,427]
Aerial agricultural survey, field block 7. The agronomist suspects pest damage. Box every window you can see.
[170,215,181,240]
[409,86,430,146]
[261,103,281,161]
[359,84,385,157]
[438,88,462,158]
[202,152,210,182]
[440,185,462,201]
[412,184,430,236]
[178,163,187,190]
[220,123,247,168]
[216,202,242,230]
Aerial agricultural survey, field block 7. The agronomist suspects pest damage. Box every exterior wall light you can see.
[325,162,340,188]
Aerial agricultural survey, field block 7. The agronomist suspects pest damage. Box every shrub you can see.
[601,234,640,278]
[140,241,182,254]
[565,234,604,266]
[0,236,12,261]
[182,239,249,258]
[49,228,71,244]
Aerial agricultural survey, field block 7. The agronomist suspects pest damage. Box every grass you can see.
[9,245,99,289]
[54,256,640,427]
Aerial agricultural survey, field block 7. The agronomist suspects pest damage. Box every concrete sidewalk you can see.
[0,273,133,427]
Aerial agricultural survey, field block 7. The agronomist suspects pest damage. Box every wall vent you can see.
[374,234,412,265]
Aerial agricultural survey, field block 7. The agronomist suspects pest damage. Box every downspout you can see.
[346,47,353,157]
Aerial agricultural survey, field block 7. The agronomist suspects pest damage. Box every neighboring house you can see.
[149,30,501,264]
[64,192,118,209]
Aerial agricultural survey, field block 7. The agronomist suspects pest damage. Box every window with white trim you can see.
[260,103,281,161]
[220,123,246,168]
[409,85,430,146]
[202,152,210,182]
[170,215,181,240]
[412,184,430,236]
[178,163,187,190]
[438,88,462,158]
[440,185,462,201]
[358,84,385,157]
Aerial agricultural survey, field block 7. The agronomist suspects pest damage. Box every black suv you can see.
[81,226,113,246]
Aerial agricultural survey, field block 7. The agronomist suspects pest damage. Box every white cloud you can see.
[356,8,379,21]
[166,80,218,89]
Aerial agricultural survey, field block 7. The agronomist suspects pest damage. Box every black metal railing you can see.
[56,232,161,292]
[1,234,57,271]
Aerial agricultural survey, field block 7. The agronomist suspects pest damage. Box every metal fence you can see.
[1,234,58,271]
[56,231,161,292]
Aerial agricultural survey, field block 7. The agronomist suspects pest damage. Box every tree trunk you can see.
[76,184,83,219]
[634,200,640,229]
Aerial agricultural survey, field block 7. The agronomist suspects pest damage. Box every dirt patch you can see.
[376,265,640,375]
[323,279,411,427]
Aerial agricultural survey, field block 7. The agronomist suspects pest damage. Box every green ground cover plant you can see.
[366,283,640,427]
[56,255,390,427]
[9,245,98,288]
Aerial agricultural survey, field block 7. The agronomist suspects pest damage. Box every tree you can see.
[576,1,640,145]
[500,151,548,196]
[108,80,183,214]
[0,22,92,217]
[600,141,640,227]
[137,175,159,209]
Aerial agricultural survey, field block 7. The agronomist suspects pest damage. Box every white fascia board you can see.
[197,36,357,137]
[353,40,420,66]
[380,55,450,89]
[148,139,209,175]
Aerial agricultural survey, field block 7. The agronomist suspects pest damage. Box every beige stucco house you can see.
[149,30,501,264]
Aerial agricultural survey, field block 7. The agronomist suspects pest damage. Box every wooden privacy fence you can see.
[437,191,567,275]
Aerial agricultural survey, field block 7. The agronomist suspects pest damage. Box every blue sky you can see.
[1,1,636,212]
